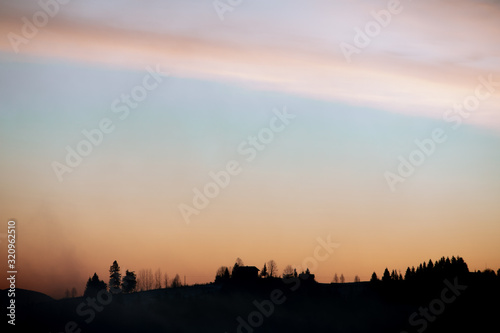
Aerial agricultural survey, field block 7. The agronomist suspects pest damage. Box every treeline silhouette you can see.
[365,255,500,312]
[370,256,470,284]
[366,256,499,333]
[15,254,500,333]
[83,260,184,297]
[80,256,499,297]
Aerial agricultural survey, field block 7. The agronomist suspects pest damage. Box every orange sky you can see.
[1,0,499,298]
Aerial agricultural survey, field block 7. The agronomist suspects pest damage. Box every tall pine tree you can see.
[109,260,121,294]
[122,270,137,293]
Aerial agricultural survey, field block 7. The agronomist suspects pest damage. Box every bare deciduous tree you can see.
[137,270,145,291]
[340,274,345,283]
[163,273,169,289]
[235,257,244,266]
[282,265,294,278]
[332,273,339,283]
[267,260,278,278]
[154,268,162,289]
[145,268,153,289]
[171,274,182,288]
[354,275,361,283]
[137,268,154,291]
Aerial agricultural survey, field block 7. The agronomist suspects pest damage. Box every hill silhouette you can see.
[8,256,500,332]
[1,288,53,304]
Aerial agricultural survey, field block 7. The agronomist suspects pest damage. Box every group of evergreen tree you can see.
[84,273,108,297]
[370,256,470,284]
[84,260,137,297]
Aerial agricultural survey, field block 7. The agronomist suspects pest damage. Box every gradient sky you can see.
[1,0,499,298]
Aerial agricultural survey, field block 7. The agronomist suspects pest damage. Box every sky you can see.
[0,0,499,298]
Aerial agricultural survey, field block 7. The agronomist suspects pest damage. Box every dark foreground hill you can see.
[7,274,500,333]
[1,288,54,305]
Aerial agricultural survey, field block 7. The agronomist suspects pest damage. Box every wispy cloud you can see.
[1,0,499,129]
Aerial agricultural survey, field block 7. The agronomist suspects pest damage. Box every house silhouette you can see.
[232,266,260,282]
